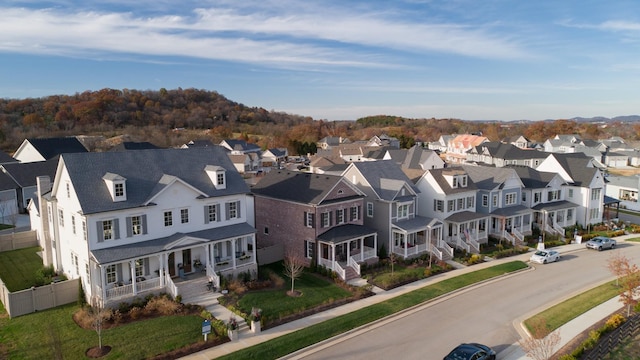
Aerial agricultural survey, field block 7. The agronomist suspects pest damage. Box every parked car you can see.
[585,236,617,251]
[530,249,561,264]
[444,343,496,360]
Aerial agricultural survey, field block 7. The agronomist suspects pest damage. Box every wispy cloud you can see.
[0,2,528,72]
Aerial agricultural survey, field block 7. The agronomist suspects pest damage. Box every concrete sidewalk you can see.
[182,235,637,360]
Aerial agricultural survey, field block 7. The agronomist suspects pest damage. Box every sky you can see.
[1,0,640,121]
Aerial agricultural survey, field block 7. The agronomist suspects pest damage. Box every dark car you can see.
[444,343,496,360]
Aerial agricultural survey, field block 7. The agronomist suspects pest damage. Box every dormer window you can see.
[103,173,127,202]
[205,165,226,190]
[461,175,467,187]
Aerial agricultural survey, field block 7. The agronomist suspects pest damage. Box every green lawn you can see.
[218,261,528,360]
[524,280,620,333]
[0,247,44,291]
[237,271,352,322]
[0,303,217,359]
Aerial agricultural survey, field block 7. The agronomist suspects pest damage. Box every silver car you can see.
[585,236,616,251]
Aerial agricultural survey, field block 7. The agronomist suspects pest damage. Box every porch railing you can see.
[333,262,346,280]
[347,256,361,275]
[467,237,480,253]
[438,239,454,259]
[362,246,376,259]
[456,235,471,253]
[430,243,443,260]
[512,227,525,245]
[165,273,178,299]
[135,277,160,293]
[553,222,566,237]
[503,230,516,246]
[106,283,132,300]
[206,264,220,289]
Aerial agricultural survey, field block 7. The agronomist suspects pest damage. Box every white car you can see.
[530,250,561,264]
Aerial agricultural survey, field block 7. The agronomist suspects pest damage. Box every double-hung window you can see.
[164,211,172,226]
[207,205,217,222]
[397,204,409,219]
[106,264,117,284]
[181,209,189,224]
[103,220,113,241]
[131,215,142,235]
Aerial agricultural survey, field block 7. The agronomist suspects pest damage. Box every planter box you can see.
[251,320,261,333]
[228,329,238,341]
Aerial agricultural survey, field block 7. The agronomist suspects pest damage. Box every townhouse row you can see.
[29,146,606,307]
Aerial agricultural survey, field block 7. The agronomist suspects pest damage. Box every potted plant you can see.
[250,307,262,333]
[227,316,239,340]
[193,259,202,271]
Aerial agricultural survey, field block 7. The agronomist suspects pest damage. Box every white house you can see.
[30,147,257,307]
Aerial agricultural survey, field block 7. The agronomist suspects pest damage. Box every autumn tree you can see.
[607,252,640,316]
[283,251,305,296]
[519,317,561,360]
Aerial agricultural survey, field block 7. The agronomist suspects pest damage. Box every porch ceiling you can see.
[531,200,578,212]
[317,224,377,244]
[445,211,490,223]
[491,205,532,217]
[392,215,434,232]
[91,222,256,264]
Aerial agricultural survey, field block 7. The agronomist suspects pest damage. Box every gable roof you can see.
[0,151,16,164]
[469,142,547,160]
[426,167,478,194]
[251,170,362,204]
[506,165,559,188]
[23,137,88,160]
[220,139,261,153]
[461,164,522,190]
[545,153,600,186]
[347,160,419,201]
[109,142,162,151]
[60,147,248,215]
[1,157,59,187]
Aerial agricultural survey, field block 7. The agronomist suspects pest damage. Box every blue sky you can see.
[1,0,639,121]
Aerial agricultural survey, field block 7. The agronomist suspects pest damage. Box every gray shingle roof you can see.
[349,160,419,201]
[26,137,88,159]
[251,171,359,205]
[507,165,558,189]
[461,164,519,190]
[91,222,255,263]
[549,153,599,186]
[62,147,249,215]
[426,167,478,194]
[1,157,59,187]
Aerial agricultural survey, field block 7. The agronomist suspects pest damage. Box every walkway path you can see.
[182,235,638,360]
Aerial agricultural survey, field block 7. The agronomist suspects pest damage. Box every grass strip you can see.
[524,280,620,333]
[218,260,527,360]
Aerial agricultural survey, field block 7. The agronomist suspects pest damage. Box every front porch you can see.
[444,211,490,253]
[90,223,258,307]
[489,205,533,246]
[315,224,378,281]
[533,201,578,238]
[391,217,445,260]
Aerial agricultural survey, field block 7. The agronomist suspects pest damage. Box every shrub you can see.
[200,310,213,320]
[604,313,626,332]
[129,306,143,320]
[558,355,576,360]
[145,296,180,315]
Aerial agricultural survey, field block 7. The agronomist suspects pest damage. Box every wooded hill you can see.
[1,88,639,154]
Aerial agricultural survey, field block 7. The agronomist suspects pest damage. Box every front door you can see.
[183,249,192,273]
[168,253,175,277]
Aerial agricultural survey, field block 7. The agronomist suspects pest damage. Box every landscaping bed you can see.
[363,257,453,290]
[218,262,373,330]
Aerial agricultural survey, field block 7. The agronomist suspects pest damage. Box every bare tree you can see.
[607,252,640,316]
[283,251,305,296]
[389,252,397,276]
[89,303,110,351]
[519,317,561,360]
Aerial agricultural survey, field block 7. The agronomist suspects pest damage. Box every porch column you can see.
[331,244,336,271]
[231,239,237,268]
[100,265,106,302]
[130,260,137,295]
[251,235,257,264]
[403,232,408,258]
[157,254,165,287]
[359,237,364,262]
